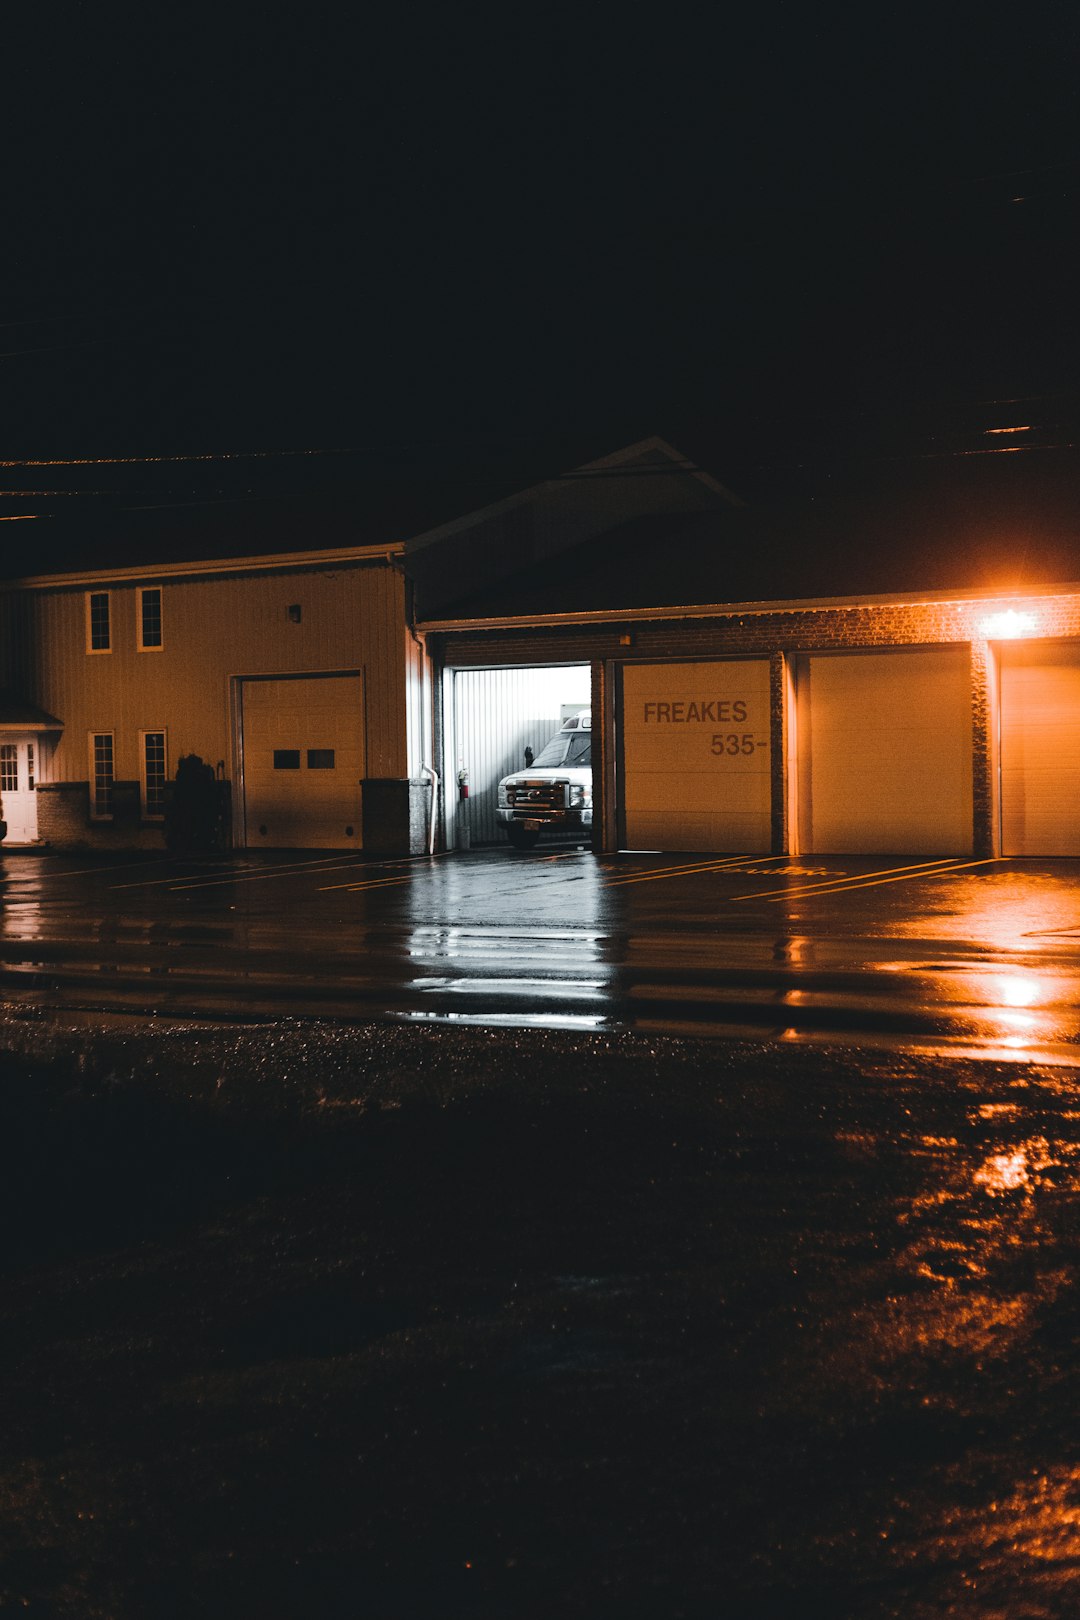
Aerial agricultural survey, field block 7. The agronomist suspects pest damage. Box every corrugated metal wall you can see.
[14,561,409,790]
[451,665,590,844]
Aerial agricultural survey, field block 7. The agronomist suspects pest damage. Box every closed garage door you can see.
[798,648,972,854]
[242,674,364,848]
[620,660,772,851]
[1000,642,1080,855]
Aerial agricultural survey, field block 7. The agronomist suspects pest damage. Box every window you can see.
[307,749,335,769]
[141,730,167,818]
[533,730,593,768]
[26,744,34,790]
[0,745,16,793]
[273,749,301,769]
[138,586,163,650]
[86,591,111,653]
[90,733,114,819]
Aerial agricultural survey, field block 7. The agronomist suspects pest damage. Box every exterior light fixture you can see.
[978,608,1036,639]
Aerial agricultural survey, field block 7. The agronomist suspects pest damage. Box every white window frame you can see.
[140,728,168,820]
[137,586,164,652]
[0,743,17,795]
[86,590,112,654]
[89,731,115,821]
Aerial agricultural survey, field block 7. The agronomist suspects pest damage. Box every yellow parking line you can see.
[28,858,175,882]
[322,846,580,892]
[321,873,417,893]
[605,854,790,888]
[741,857,999,902]
[112,860,271,889]
[167,856,420,892]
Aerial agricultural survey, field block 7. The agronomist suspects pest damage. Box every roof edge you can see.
[405,436,739,555]
[2,541,405,591]
[418,580,1080,633]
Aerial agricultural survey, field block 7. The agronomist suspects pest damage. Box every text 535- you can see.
[712,732,759,756]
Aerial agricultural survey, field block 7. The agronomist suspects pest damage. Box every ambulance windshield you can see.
[532,730,593,769]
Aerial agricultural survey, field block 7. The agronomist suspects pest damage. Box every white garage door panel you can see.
[805,650,972,854]
[1001,644,1080,855]
[243,675,364,849]
[621,660,771,852]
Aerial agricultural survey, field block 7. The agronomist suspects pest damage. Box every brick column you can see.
[590,658,608,854]
[970,638,996,857]
[769,651,788,854]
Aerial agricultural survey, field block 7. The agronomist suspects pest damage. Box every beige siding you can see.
[17,562,408,788]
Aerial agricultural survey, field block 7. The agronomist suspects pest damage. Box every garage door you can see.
[798,648,972,854]
[1000,642,1080,855]
[242,674,364,848]
[620,660,772,851]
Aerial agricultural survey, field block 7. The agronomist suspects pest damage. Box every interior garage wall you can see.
[450,665,590,844]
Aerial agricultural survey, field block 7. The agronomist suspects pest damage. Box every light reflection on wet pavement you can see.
[2,848,1080,1058]
[1,852,1080,1612]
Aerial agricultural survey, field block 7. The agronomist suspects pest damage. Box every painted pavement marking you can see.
[739,857,1000,902]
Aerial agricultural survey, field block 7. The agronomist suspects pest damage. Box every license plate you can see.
[524,819,541,831]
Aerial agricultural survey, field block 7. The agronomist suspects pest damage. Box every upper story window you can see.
[86,591,111,653]
[138,586,163,651]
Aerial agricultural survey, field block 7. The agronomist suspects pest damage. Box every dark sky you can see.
[4,6,1080,545]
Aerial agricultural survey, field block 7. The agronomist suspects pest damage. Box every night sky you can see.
[4,7,1080,558]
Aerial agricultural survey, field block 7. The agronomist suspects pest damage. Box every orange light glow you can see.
[974,1149,1031,1193]
[977,609,1036,638]
[979,608,1037,638]
[994,973,1042,1008]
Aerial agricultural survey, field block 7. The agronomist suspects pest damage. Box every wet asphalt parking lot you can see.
[1,847,1080,1616]
[2,845,1080,1058]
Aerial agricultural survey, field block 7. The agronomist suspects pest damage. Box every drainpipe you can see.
[398,564,439,855]
[419,763,439,855]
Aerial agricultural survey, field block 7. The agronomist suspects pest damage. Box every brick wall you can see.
[35,782,166,851]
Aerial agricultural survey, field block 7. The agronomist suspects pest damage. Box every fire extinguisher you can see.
[457,767,470,850]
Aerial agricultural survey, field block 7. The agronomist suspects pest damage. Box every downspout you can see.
[395,555,439,855]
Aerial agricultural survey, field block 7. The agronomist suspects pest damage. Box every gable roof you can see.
[423,450,1080,623]
[0,436,724,589]
[404,437,740,618]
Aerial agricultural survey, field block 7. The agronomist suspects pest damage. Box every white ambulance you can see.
[496,711,593,850]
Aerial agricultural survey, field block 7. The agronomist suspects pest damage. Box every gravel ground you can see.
[1,1009,1078,1619]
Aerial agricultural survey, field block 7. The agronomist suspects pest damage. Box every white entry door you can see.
[0,737,38,844]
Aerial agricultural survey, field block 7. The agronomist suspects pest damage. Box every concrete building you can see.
[3,436,1080,858]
